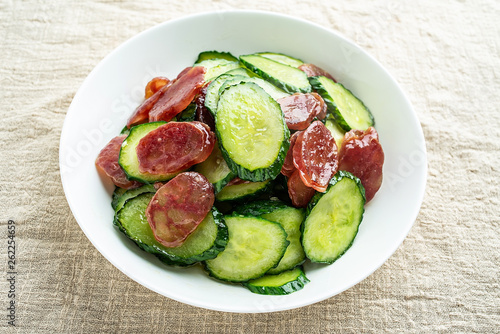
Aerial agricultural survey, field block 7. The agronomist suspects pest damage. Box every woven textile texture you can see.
[0,0,499,333]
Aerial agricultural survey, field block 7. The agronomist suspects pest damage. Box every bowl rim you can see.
[60,9,427,313]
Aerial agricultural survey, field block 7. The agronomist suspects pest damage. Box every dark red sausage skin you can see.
[95,135,142,189]
[127,82,172,129]
[287,169,316,208]
[338,127,384,202]
[277,93,327,131]
[195,84,215,132]
[146,172,214,247]
[149,66,206,123]
[281,131,300,177]
[293,121,338,192]
[298,63,336,82]
[136,121,215,175]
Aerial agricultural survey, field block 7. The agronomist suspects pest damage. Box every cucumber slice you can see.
[325,117,346,147]
[112,184,156,214]
[204,73,235,116]
[115,193,228,266]
[204,62,242,82]
[242,267,309,295]
[194,56,242,81]
[239,54,311,94]
[235,200,305,274]
[118,122,179,183]
[111,187,127,210]
[256,52,304,68]
[194,51,238,64]
[261,208,305,274]
[219,76,289,101]
[216,180,271,202]
[310,76,374,131]
[204,215,289,282]
[215,82,289,182]
[194,144,235,194]
[224,67,258,78]
[302,171,365,264]
[120,125,130,136]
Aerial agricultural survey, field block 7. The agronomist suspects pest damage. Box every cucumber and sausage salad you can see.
[95,51,385,295]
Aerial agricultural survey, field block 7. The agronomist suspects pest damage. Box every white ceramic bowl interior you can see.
[60,10,427,313]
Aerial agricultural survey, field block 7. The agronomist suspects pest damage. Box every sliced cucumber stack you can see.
[204,215,289,282]
[218,75,289,101]
[242,266,309,295]
[215,82,289,182]
[239,54,311,94]
[112,184,156,214]
[235,200,305,274]
[194,51,242,81]
[215,180,271,202]
[115,193,228,266]
[255,52,304,68]
[310,76,374,131]
[204,73,234,116]
[302,171,366,264]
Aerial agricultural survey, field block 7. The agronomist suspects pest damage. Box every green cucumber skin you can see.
[204,215,290,283]
[255,52,305,68]
[239,55,311,94]
[112,184,156,216]
[235,200,306,274]
[194,51,238,64]
[218,76,289,101]
[155,207,229,266]
[216,83,290,182]
[309,76,374,131]
[242,267,310,295]
[111,187,127,210]
[212,172,237,194]
[303,171,366,264]
[233,199,291,216]
[114,194,228,267]
[219,132,289,182]
[120,125,130,136]
[204,73,235,116]
[306,171,366,215]
[215,180,272,203]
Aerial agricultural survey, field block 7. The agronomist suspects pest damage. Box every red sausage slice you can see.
[312,92,327,121]
[277,93,327,131]
[145,76,170,99]
[95,135,142,189]
[293,121,338,192]
[281,131,301,177]
[149,66,206,123]
[298,63,336,82]
[146,172,215,247]
[287,169,316,208]
[127,82,172,129]
[136,121,215,175]
[338,127,384,202]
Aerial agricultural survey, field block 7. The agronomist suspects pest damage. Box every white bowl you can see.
[60,10,427,313]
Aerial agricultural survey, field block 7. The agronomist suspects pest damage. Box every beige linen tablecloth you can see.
[1,0,499,332]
